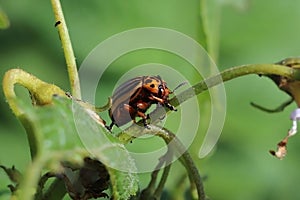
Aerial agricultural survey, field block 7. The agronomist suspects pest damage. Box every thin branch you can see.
[152,156,172,199]
[159,127,205,200]
[139,151,171,199]
[51,0,81,99]
[170,64,298,107]
[123,125,206,200]
[139,147,173,200]
[250,98,294,113]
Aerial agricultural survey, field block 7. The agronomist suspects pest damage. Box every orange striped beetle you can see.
[108,75,177,130]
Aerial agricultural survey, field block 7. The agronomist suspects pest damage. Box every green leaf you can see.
[16,97,138,200]
[0,8,10,29]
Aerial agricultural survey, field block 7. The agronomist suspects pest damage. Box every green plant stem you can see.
[140,153,167,199]
[2,69,66,159]
[173,140,205,200]
[153,156,172,199]
[198,0,208,51]
[170,64,298,107]
[200,0,221,61]
[140,148,173,200]
[51,0,81,99]
[16,156,45,200]
[130,125,206,200]
[171,174,189,200]
[2,69,66,117]
[161,128,205,200]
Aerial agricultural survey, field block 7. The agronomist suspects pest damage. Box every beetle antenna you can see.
[173,81,188,92]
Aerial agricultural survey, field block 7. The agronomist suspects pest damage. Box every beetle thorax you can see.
[143,78,170,99]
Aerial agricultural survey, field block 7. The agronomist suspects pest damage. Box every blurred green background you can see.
[1,0,300,199]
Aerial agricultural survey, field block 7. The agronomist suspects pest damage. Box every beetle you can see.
[107,75,177,130]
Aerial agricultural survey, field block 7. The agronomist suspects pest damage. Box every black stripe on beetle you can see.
[107,75,177,130]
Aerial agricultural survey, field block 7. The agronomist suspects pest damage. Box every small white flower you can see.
[270,108,300,159]
[289,108,300,136]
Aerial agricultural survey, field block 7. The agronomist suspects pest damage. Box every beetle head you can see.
[143,76,170,98]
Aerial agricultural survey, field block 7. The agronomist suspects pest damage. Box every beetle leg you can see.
[135,102,150,128]
[136,111,147,121]
[123,104,136,117]
[165,102,177,111]
[149,95,177,111]
[123,104,149,127]
[107,104,136,131]
[149,95,164,104]
[137,101,150,110]
[106,122,114,131]
[136,110,150,129]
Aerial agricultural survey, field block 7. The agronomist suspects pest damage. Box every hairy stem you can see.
[2,69,66,158]
[2,69,65,117]
[16,156,45,200]
[51,0,81,99]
